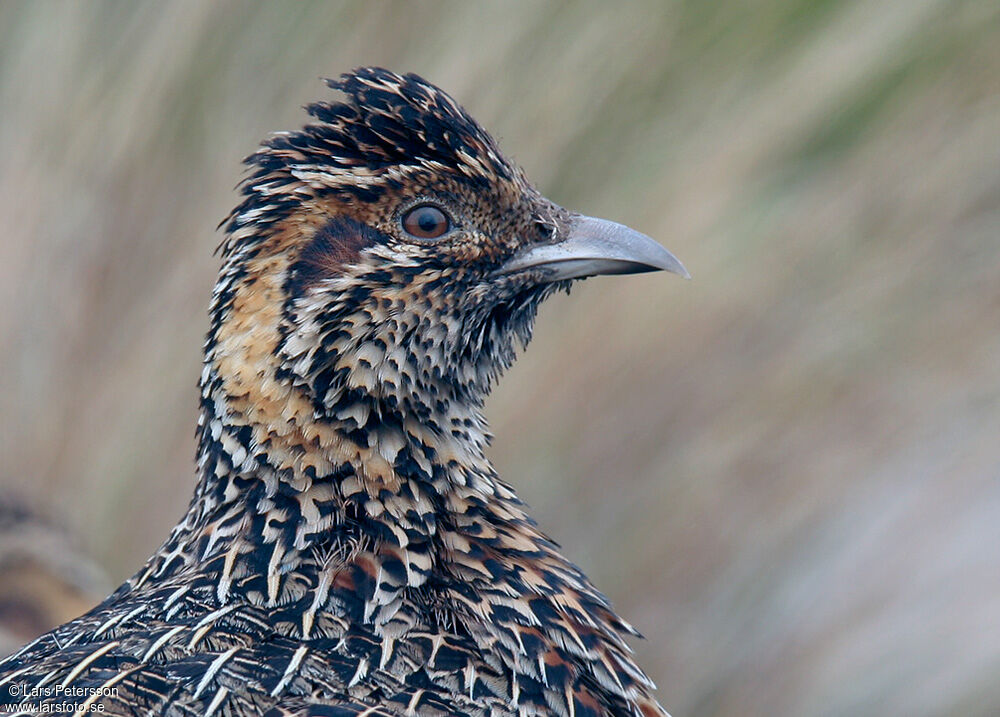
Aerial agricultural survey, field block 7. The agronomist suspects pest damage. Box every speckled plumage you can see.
[1,68,676,717]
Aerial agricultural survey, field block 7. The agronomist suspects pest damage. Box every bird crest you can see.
[220,67,527,262]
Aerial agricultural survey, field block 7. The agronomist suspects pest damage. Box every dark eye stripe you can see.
[403,204,450,239]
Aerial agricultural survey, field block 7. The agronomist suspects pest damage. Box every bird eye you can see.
[402,204,450,240]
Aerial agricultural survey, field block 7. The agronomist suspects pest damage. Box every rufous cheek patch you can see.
[287,217,388,295]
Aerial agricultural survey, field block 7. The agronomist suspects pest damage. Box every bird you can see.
[0,67,688,717]
[0,495,108,659]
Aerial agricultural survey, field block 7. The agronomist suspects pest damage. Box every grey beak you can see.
[496,214,690,281]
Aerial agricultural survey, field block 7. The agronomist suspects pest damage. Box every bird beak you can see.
[496,214,690,282]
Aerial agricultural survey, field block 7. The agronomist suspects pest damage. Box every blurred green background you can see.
[1,1,998,714]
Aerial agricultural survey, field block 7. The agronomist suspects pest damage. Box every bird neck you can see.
[125,252,657,712]
[136,248,534,603]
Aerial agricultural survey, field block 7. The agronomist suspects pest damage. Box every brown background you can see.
[1,2,998,715]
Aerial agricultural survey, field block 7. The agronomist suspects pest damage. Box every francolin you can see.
[0,68,687,716]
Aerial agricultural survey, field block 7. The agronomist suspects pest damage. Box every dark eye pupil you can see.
[418,210,438,232]
[403,205,449,239]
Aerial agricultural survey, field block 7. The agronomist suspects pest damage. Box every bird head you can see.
[210,67,687,431]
